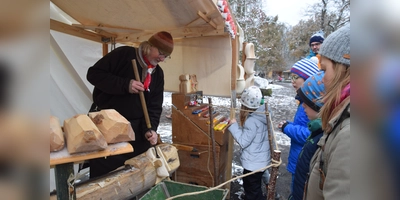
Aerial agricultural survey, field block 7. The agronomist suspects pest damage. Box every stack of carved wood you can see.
[50,109,135,154]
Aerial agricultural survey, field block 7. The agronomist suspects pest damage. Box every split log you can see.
[50,115,64,152]
[88,109,135,143]
[76,153,156,200]
[63,114,107,154]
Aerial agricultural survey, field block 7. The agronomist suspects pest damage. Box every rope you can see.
[67,173,76,200]
[166,158,282,200]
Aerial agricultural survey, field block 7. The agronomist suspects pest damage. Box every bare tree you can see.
[305,0,350,33]
[229,0,286,76]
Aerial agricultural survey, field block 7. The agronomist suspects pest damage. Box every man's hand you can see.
[129,79,145,94]
[145,130,158,145]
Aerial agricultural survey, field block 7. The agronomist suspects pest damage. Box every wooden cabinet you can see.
[171,92,232,188]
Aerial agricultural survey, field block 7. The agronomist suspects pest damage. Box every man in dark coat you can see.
[86,31,174,178]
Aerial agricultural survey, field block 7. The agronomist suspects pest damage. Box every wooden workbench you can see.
[50,142,133,200]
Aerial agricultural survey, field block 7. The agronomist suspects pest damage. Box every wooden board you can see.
[50,142,133,166]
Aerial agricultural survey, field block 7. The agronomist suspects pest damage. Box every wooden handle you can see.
[172,144,197,152]
[131,59,151,129]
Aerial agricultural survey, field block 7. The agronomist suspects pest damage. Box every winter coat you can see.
[86,46,164,177]
[306,49,317,59]
[304,98,350,200]
[283,98,311,174]
[288,118,323,200]
[228,106,271,171]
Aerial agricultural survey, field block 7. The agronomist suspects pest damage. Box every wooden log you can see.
[50,115,65,152]
[88,109,135,144]
[63,114,107,154]
[76,153,156,200]
[267,150,281,200]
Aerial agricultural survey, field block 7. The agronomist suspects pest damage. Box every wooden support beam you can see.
[69,24,118,38]
[50,19,103,43]
[102,43,108,56]
[72,24,144,33]
[197,11,217,29]
[94,28,117,38]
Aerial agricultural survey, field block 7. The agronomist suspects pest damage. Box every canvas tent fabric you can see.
[50,0,239,192]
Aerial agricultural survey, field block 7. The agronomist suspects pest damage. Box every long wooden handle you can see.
[131,59,151,129]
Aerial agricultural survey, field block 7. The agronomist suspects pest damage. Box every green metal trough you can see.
[140,180,229,200]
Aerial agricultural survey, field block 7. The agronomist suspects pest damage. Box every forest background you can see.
[228,0,350,75]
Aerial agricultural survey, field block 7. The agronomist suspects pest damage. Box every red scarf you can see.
[143,56,155,92]
[339,83,350,104]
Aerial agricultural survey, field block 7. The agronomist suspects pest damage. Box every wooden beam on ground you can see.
[50,19,103,43]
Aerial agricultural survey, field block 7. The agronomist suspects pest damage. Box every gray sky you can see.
[263,0,320,26]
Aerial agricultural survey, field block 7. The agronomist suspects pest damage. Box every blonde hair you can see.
[319,60,350,132]
[141,41,152,56]
[239,104,257,126]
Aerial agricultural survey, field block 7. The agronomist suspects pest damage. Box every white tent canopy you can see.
[50,0,240,192]
[50,0,239,122]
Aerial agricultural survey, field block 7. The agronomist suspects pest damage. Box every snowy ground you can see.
[159,79,298,199]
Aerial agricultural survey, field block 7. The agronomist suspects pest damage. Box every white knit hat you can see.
[240,86,262,109]
[319,24,350,66]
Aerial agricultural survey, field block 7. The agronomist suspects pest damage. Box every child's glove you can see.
[278,121,288,132]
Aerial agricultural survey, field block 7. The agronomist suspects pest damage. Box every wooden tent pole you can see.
[267,150,281,200]
[208,98,218,187]
[102,43,108,56]
[265,103,274,157]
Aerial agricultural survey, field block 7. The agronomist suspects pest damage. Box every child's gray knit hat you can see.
[319,24,350,66]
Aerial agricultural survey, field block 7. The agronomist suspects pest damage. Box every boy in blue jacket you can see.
[288,72,325,200]
[277,58,319,192]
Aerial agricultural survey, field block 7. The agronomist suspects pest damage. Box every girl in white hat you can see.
[228,86,271,200]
